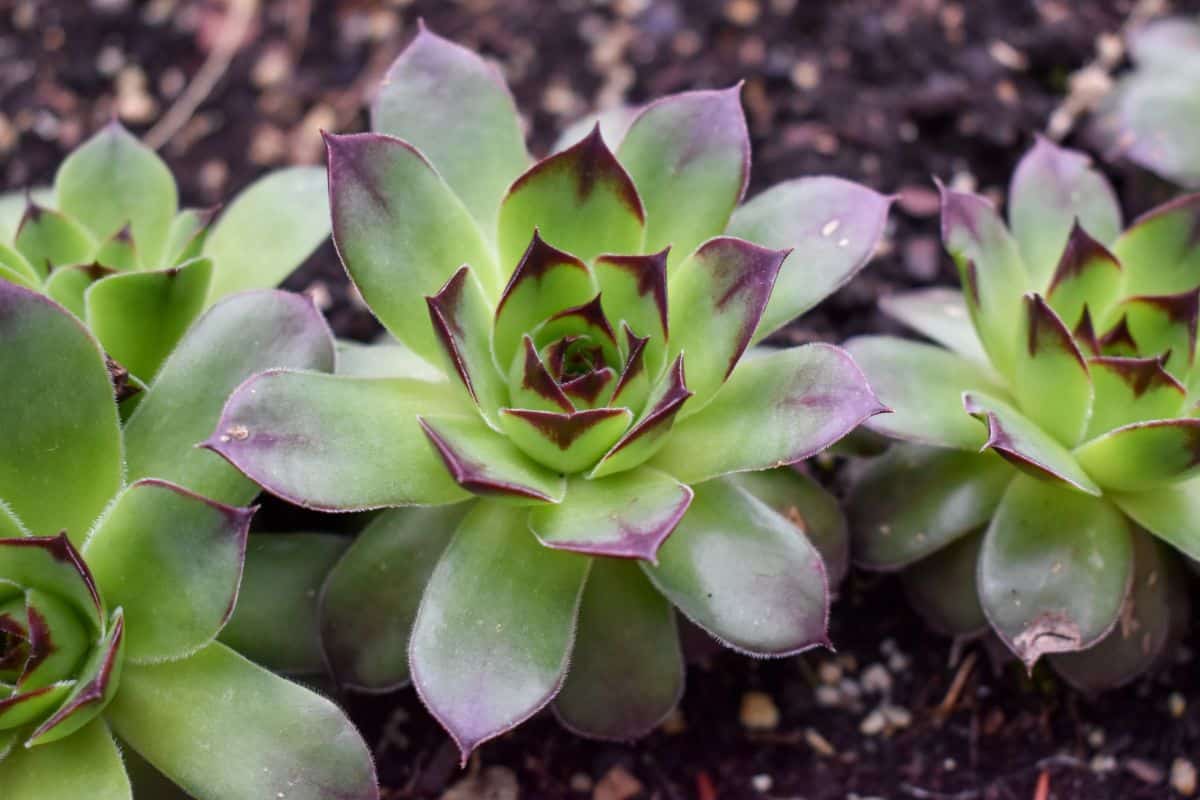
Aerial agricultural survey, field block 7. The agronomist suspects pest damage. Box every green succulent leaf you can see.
[0,241,40,288]
[107,642,379,800]
[1113,195,1200,296]
[28,608,124,746]
[0,188,51,243]
[940,185,1030,378]
[419,414,567,503]
[1073,418,1200,491]
[978,474,1133,669]
[219,533,348,675]
[617,87,749,269]
[963,391,1101,495]
[0,283,121,539]
[642,476,828,656]
[325,132,499,362]
[42,263,114,318]
[1121,289,1198,376]
[409,501,589,764]
[1051,530,1187,692]
[498,407,633,474]
[594,250,669,376]
[85,257,213,381]
[0,534,103,633]
[320,505,467,690]
[14,205,96,277]
[0,719,131,800]
[589,355,692,478]
[654,344,883,484]
[849,444,1012,570]
[849,335,1006,450]
[508,335,575,412]
[203,167,330,302]
[878,288,990,366]
[205,371,471,510]
[498,126,645,269]
[900,531,988,638]
[54,122,177,267]
[372,23,529,239]
[1008,136,1122,287]
[1012,294,1093,446]
[161,206,216,267]
[93,227,138,272]
[728,177,893,341]
[552,559,683,740]
[609,325,652,411]
[125,290,335,506]
[1043,223,1123,329]
[528,467,692,562]
[1109,476,1200,561]
[82,479,252,665]
[530,295,621,370]
[17,589,92,691]
[668,237,788,411]
[335,339,445,381]
[426,266,507,427]
[1086,356,1187,438]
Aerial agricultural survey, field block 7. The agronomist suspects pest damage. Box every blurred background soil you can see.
[4,0,1200,797]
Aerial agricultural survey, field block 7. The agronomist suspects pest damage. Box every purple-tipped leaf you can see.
[589,355,692,478]
[1074,418,1200,491]
[28,609,124,746]
[560,367,616,409]
[1086,356,1187,438]
[594,250,669,377]
[1122,289,1199,377]
[1044,223,1123,329]
[508,335,575,413]
[419,415,566,503]
[1012,294,1093,446]
[1109,476,1200,562]
[1113,194,1200,296]
[533,294,622,370]
[878,288,990,366]
[0,534,103,633]
[426,266,507,427]
[498,407,633,474]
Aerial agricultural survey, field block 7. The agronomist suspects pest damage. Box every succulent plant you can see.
[848,137,1200,690]
[1091,16,1200,188]
[0,278,378,798]
[0,122,329,384]
[203,26,890,758]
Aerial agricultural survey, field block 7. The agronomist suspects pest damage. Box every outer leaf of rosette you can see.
[14,205,96,278]
[498,408,634,475]
[492,231,596,370]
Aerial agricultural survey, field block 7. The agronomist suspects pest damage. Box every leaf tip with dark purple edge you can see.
[594,248,670,338]
[26,610,124,745]
[417,416,559,502]
[425,264,480,402]
[496,228,590,318]
[1023,292,1088,369]
[1047,220,1121,296]
[1074,306,1100,356]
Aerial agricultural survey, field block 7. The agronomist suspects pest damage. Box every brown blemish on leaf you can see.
[105,356,141,403]
[219,425,250,443]
[1012,610,1082,668]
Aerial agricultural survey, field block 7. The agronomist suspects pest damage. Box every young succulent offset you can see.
[1091,16,1200,188]
[0,122,329,385]
[205,26,890,757]
[0,281,377,799]
[849,137,1200,690]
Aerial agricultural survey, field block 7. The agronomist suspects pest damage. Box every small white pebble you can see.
[1172,758,1198,797]
[740,691,780,731]
[1088,727,1106,749]
[1169,692,1187,719]
[815,685,842,707]
[751,774,773,792]
[860,709,886,736]
[818,660,842,685]
[1091,755,1118,774]
[882,704,912,729]
[861,663,893,694]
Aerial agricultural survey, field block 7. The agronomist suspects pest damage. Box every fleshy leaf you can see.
[642,476,829,656]
[85,257,213,381]
[728,177,893,340]
[1121,289,1199,376]
[963,392,1101,495]
[1044,223,1123,329]
[667,237,788,411]
[426,266,507,427]
[1073,419,1200,491]
[1110,476,1200,562]
[326,132,499,362]
[1012,294,1092,446]
[508,335,574,413]
[940,185,1030,378]
[1086,356,1187,438]
[589,355,692,478]
[14,204,95,277]
[42,263,114,318]
[409,501,589,763]
[0,719,131,800]
[553,559,683,740]
[654,344,884,484]
[978,474,1133,669]
[878,287,990,366]
[617,87,749,269]
[0,283,121,539]
[528,467,692,562]
[54,122,177,267]
[594,250,669,376]
[560,367,616,409]
[849,444,1013,570]
[107,642,379,800]
[419,414,566,503]
[335,339,445,381]
[82,479,252,664]
[28,609,124,746]
[498,126,645,270]
[846,335,1005,450]
[162,206,216,267]
[1113,195,1200,296]
[204,167,331,302]
[0,534,103,633]
[372,24,528,238]
[499,407,632,474]
[900,531,989,638]
[204,371,472,511]
[320,505,467,690]
[124,290,335,506]
[93,226,138,271]
[220,533,349,675]
[531,295,621,370]
[1008,137,1122,287]
[0,241,40,287]
[492,231,596,368]
[609,325,652,411]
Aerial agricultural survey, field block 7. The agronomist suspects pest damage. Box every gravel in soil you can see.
[5,0,1200,796]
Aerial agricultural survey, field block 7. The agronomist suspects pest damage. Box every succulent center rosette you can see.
[848,137,1200,691]
[205,25,891,761]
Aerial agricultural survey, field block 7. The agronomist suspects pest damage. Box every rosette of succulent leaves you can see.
[1091,16,1200,189]
[0,279,379,799]
[204,25,892,760]
[849,137,1200,691]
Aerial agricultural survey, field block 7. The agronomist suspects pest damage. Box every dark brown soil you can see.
[5,1,1200,798]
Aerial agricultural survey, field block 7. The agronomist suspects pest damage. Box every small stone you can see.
[1168,692,1187,718]
[441,765,519,800]
[115,66,157,124]
[861,663,893,695]
[859,709,886,736]
[804,727,836,757]
[569,772,592,793]
[1125,758,1165,786]
[96,45,125,76]
[724,0,761,26]
[1087,727,1106,749]
[815,685,842,707]
[818,661,842,685]
[987,40,1029,71]
[253,44,292,88]
[790,60,820,91]
[1172,758,1197,797]
[593,765,642,800]
[740,691,780,731]
[1091,755,1118,774]
[882,704,912,729]
[751,774,773,793]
